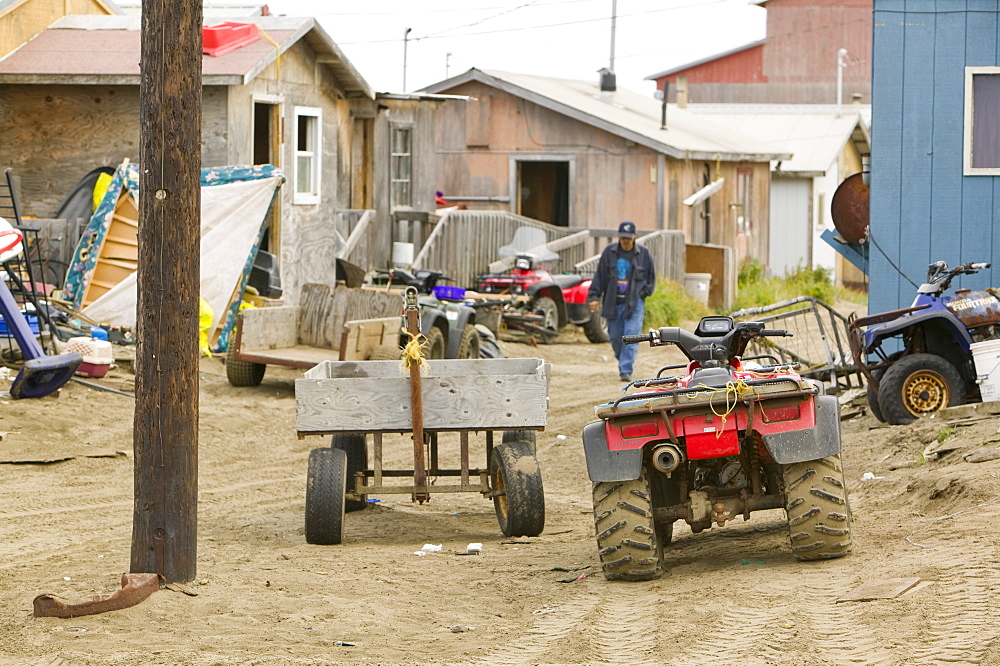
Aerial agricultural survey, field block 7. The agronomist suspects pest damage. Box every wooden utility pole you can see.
[131,0,202,583]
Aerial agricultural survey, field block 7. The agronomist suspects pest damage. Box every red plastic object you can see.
[203,22,260,57]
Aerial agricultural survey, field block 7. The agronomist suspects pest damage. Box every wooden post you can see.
[131,0,202,583]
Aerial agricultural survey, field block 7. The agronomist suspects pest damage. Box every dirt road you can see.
[2,323,1000,665]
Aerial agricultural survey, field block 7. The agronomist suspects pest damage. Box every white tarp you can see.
[82,175,282,339]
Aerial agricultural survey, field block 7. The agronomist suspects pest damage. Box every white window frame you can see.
[390,124,413,209]
[964,66,1000,176]
[293,106,322,204]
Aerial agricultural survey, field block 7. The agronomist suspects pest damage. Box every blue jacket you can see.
[587,242,655,319]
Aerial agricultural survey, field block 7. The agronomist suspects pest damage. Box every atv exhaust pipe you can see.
[651,443,684,476]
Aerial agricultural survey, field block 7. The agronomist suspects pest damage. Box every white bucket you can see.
[971,339,1000,403]
[683,272,712,305]
[391,242,414,268]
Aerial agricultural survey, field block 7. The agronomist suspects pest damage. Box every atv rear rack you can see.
[596,377,817,419]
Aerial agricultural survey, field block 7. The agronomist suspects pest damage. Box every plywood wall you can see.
[0,0,116,59]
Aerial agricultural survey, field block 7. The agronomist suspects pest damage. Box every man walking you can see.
[587,221,656,382]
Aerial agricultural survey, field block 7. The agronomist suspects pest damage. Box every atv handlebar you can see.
[622,333,653,345]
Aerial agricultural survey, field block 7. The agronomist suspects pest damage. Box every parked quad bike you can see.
[476,253,608,343]
[371,268,482,360]
[582,316,852,581]
[848,260,997,425]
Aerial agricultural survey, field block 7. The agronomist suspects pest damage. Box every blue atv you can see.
[848,260,996,424]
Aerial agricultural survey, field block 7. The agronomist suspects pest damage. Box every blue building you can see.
[870,1,1000,314]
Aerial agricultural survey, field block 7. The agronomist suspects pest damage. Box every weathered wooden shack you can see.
[0,14,416,304]
[422,68,787,274]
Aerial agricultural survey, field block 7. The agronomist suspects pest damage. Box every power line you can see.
[333,0,733,46]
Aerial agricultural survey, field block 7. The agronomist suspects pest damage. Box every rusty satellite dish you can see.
[830,172,870,245]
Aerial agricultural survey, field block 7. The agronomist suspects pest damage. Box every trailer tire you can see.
[456,325,481,359]
[878,353,963,425]
[530,296,559,343]
[225,346,265,386]
[502,430,536,449]
[783,454,852,561]
[582,311,609,343]
[305,447,347,545]
[593,466,663,581]
[331,433,367,512]
[491,440,545,537]
[367,344,402,361]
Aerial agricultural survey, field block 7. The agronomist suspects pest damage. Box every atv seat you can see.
[689,366,737,388]
[553,274,584,289]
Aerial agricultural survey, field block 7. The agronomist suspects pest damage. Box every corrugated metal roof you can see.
[0,14,373,98]
[684,104,871,175]
[422,68,789,163]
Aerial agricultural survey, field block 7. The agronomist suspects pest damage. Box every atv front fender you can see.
[583,420,643,482]
[760,394,842,464]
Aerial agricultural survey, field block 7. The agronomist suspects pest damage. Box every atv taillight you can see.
[620,421,659,438]
[761,401,801,422]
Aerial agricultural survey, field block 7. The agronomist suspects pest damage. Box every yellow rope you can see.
[399,328,429,375]
[693,379,758,437]
[258,27,281,81]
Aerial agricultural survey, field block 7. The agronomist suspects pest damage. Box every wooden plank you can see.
[304,357,548,380]
[338,316,400,361]
[295,373,549,432]
[239,344,340,368]
[238,305,299,351]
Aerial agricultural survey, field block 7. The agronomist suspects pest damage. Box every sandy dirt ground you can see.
[3,303,1000,665]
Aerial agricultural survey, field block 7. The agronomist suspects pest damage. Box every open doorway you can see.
[517,160,569,226]
[253,100,281,255]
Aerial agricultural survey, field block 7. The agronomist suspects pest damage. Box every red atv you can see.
[476,253,608,342]
[583,316,853,581]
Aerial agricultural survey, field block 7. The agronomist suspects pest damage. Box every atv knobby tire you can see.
[490,440,545,537]
[582,310,609,343]
[866,369,885,423]
[225,345,265,386]
[593,466,663,581]
[331,433,367,512]
[422,326,446,360]
[877,353,963,425]
[456,324,481,359]
[305,447,347,545]
[783,454,852,561]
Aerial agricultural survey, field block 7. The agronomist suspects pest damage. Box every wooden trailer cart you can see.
[295,354,551,545]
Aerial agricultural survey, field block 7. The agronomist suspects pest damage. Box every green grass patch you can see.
[729,258,867,313]
[644,278,712,328]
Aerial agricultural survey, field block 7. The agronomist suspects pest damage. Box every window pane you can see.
[972,74,1000,169]
[297,155,312,193]
[392,128,411,154]
[297,116,312,152]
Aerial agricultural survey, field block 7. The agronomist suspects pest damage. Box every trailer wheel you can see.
[502,430,536,449]
[530,296,559,343]
[422,326,446,360]
[225,346,265,386]
[331,433,367,512]
[491,440,545,537]
[593,466,663,581]
[305,447,347,545]
[582,310,609,343]
[783,454,852,561]
[456,325,481,359]
[878,353,963,425]
[367,344,402,360]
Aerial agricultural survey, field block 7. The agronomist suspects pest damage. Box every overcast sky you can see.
[259,0,767,96]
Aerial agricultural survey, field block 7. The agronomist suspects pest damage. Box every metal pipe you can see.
[836,48,847,116]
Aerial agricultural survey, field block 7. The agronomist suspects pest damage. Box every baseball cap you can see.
[617,221,636,238]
